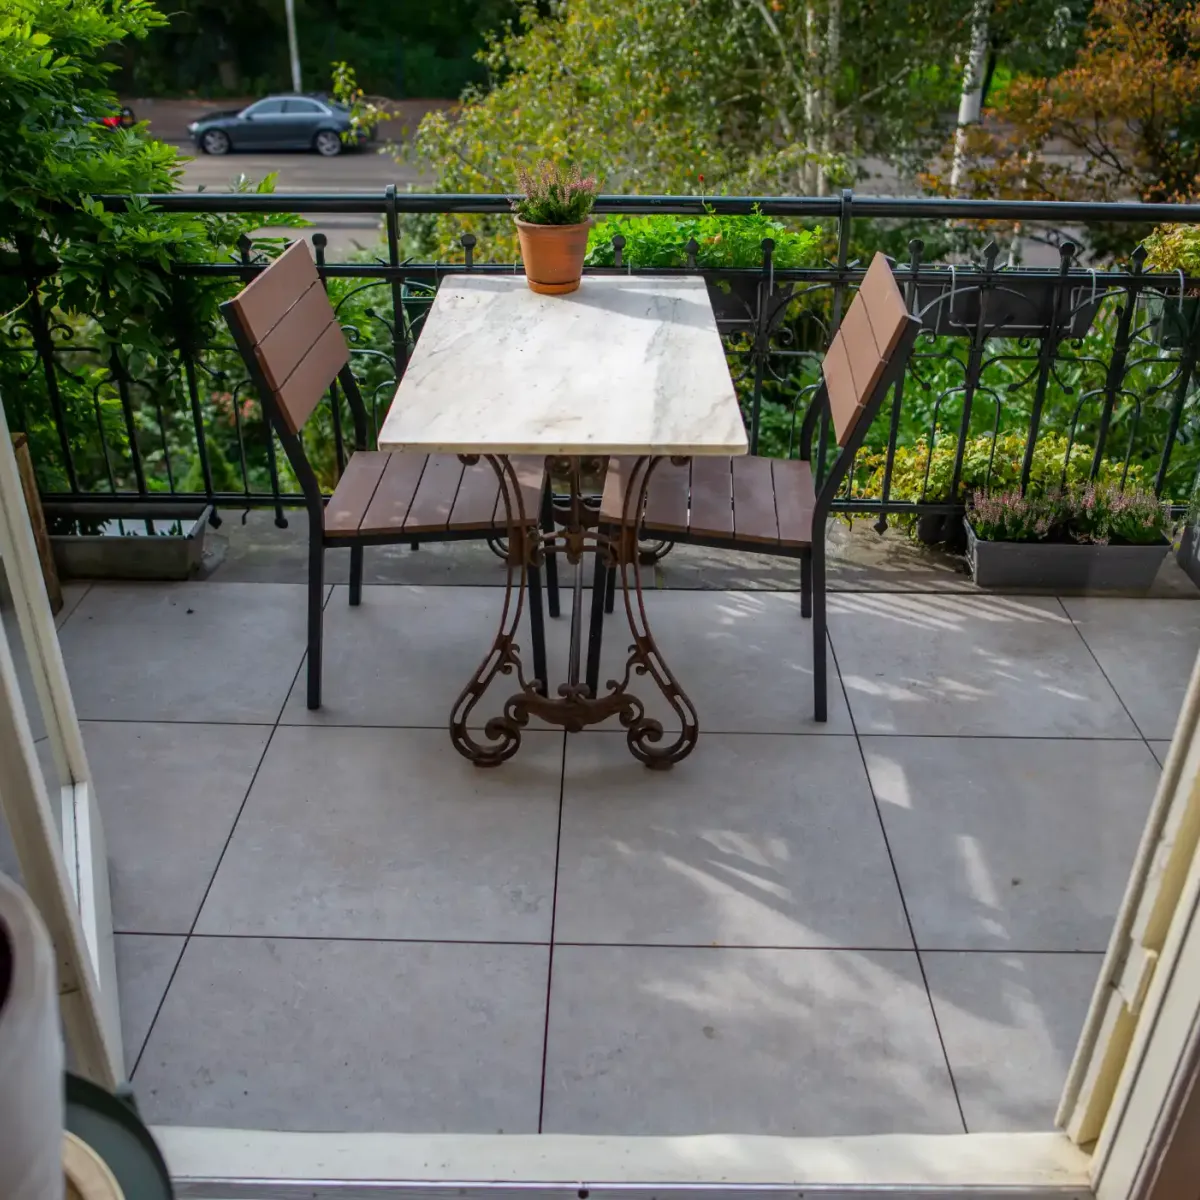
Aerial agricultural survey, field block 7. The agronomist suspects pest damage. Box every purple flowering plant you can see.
[969,483,1170,545]
[512,162,599,226]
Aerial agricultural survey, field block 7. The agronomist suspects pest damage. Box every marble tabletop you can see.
[377,275,748,457]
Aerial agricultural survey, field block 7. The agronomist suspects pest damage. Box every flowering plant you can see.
[512,161,599,226]
[969,483,1170,545]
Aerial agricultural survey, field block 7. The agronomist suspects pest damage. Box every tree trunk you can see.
[803,1,822,194]
[950,0,991,194]
[817,0,841,196]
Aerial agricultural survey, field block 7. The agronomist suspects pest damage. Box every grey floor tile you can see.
[541,945,962,1136]
[115,934,184,1073]
[588,588,852,734]
[864,737,1158,950]
[1061,599,1200,740]
[134,937,547,1132]
[197,726,562,941]
[829,594,1137,736]
[58,582,316,722]
[1149,740,1172,767]
[556,733,910,948]
[923,951,1102,1132]
[280,585,564,727]
[55,582,91,629]
[85,722,271,933]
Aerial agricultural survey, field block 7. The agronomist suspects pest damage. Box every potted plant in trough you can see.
[586,210,824,327]
[964,483,1170,591]
[512,162,599,295]
[1142,224,1200,350]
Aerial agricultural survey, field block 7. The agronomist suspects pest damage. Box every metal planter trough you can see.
[44,501,211,581]
[705,276,796,328]
[964,517,1167,592]
[916,275,1103,339]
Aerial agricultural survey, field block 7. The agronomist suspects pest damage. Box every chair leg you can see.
[604,563,617,614]
[528,563,549,697]
[349,544,364,607]
[801,548,812,619]
[586,544,608,698]
[306,535,325,710]
[811,537,827,723]
[541,486,560,619]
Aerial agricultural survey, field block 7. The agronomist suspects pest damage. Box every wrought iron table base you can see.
[449,454,698,769]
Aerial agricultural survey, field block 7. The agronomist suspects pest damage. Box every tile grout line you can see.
[537,729,568,1134]
[54,582,92,632]
[1054,596,1154,750]
[127,646,308,1080]
[827,629,970,1135]
[111,930,1110,954]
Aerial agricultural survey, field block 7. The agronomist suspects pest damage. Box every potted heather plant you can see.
[964,483,1171,591]
[511,161,599,295]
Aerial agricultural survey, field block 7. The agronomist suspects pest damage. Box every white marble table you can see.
[379,274,747,768]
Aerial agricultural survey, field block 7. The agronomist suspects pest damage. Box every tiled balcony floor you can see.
[2,571,1196,1137]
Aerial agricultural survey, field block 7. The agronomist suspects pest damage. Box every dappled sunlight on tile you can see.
[830,594,1135,735]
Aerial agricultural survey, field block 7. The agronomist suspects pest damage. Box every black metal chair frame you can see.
[589,313,922,723]
[222,310,558,711]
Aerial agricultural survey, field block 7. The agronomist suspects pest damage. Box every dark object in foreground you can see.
[964,517,1167,591]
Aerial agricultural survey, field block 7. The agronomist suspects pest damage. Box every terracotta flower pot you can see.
[515,217,592,295]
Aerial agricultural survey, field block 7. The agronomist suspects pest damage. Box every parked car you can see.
[187,95,367,157]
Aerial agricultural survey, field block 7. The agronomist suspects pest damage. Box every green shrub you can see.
[586,211,824,270]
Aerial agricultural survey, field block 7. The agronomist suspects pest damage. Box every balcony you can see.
[2,191,1200,1142]
[2,522,1195,1136]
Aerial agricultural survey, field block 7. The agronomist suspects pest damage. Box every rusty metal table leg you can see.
[449,454,698,769]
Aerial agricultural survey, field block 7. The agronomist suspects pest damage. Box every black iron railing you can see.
[3,188,1200,533]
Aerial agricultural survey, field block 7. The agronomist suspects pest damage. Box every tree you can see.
[0,0,291,489]
[929,0,1200,207]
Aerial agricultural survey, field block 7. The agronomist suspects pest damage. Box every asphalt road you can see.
[178,142,429,257]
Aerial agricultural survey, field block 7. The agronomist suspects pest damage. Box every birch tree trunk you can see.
[803,0,822,194]
[817,0,841,195]
[949,0,991,194]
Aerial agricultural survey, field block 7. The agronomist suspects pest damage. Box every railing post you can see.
[747,238,774,456]
[16,236,78,495]
[1019,241,1075,493]
[385,184,410,392]
[948,241,999,501]
[1090,246,1142,483]
[874,239,924,532]
[1155,291,1200,497]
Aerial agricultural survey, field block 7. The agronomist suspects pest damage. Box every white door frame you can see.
[0,400,121,1086]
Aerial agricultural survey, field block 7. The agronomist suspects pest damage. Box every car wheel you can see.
[314,129,342,157]
[200,129,231,156]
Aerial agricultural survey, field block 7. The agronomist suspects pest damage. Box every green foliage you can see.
[113,0,516,99]
[969,482,1170,544]
[857,432,1143,507]
[512,162,598,226]
[0,0,297,492]
[1144,224,1200,276]
[586,211,825,269]
[330,60,386,144]
[405,0,846,260]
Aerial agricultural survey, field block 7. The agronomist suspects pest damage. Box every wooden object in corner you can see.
[10,434,63,615]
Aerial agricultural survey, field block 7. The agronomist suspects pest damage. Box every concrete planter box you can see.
[965,517,1167,591]
[44,501,211,581]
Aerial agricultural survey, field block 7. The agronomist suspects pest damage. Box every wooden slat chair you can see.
[593,251,921,722]
[222,240,553,710]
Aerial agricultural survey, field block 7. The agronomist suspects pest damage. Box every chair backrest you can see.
[222,240,349,436]
[821,251,912,447]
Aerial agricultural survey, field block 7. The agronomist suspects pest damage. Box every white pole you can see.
[284,0,302,93]
[950,0,991,194]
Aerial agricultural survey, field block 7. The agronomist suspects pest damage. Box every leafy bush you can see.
[586,210,825,270]
[969,483,1170,545]
[856,431,1143,507]
[1144,224,1200,278]
[512,162,599,226]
